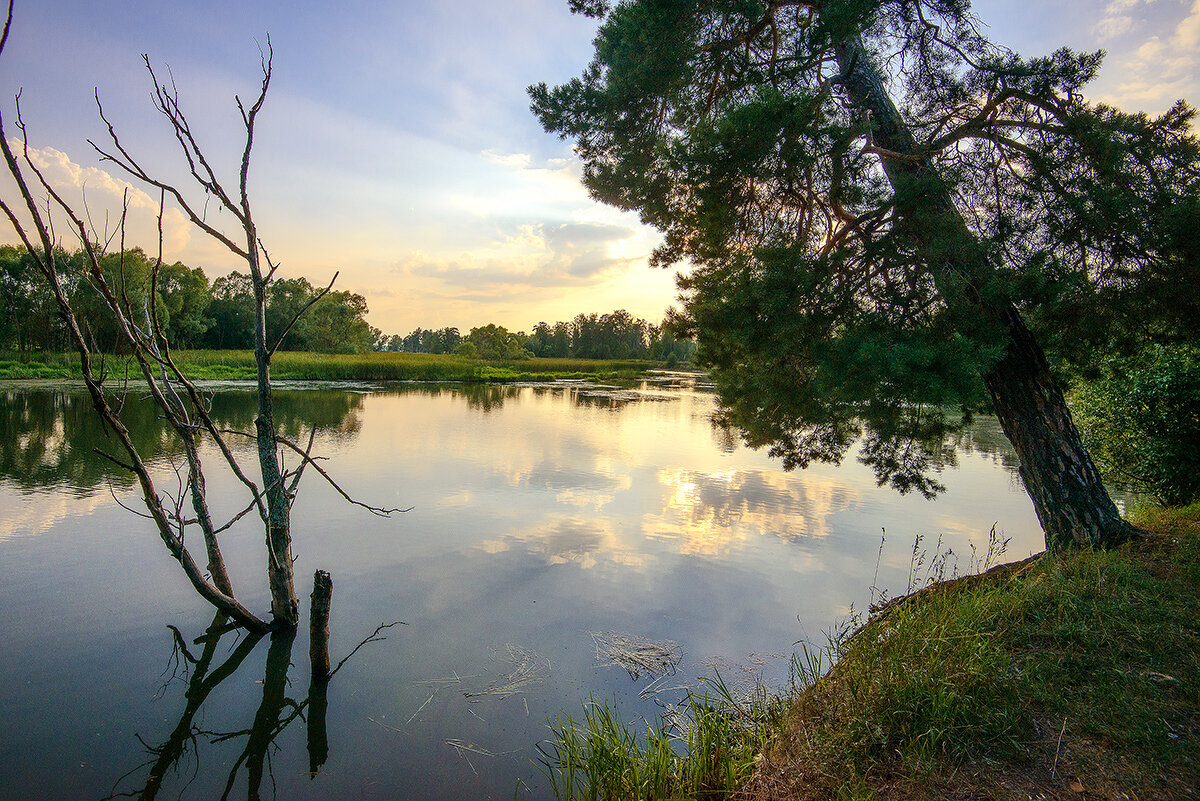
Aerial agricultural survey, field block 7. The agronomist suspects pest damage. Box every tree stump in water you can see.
[309,570,332,682]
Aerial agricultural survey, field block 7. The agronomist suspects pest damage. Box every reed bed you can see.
[0,351,79,379]
[0,350,660,382]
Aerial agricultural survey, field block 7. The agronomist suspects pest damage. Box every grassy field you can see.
[0,350,661,382]
[540,505,1200,800]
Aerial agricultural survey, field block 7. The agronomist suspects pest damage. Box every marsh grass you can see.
[175,351,657,382]
[0,350,658,382]
[539,671,792,801]
[0,351,78,379]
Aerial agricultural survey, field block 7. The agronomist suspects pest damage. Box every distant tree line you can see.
[380,310,697,363]
[3,245,696,363]
[0,245,378,354]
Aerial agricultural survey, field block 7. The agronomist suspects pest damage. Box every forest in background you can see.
[0,245,695,362]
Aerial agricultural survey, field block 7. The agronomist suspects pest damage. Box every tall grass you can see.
[174,350,480,381]
[0,350,661,382]
[0,351,78,379]
[539,672,791,801]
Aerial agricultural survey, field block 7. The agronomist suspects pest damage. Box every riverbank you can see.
[543,504,1200,800]
[0,350,666,382]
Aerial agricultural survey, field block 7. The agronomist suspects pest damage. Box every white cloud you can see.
[1094,0,1147,41]
[1093,0,1200,110]
[1096,14,1135,41]
[0,140,248,274]
[392,220,639,294]
[481,149,533,169]
[3,140,187,251]
[1135,36,1167,59]
[1177,0,1200,48]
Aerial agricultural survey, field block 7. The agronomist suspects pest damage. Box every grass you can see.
[543,506,1200,800]
[0,352,78,379]
[0,350,663,382]
[540,674,790,801]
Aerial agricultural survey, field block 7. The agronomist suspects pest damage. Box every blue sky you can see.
[2,0,1197,334]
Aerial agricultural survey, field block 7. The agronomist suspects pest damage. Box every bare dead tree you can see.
[0,1,399,631]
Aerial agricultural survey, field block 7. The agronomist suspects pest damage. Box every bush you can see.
[1072,345,1200,506]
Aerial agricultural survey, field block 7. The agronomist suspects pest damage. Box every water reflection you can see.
[105,616,266,800]
[646,468,856,553]
[103,618,306,801]
[460,384,518,414]
[0,380,1057,801]
[103,614,393,801]
[0,387,364,494]
[480,517,648,570]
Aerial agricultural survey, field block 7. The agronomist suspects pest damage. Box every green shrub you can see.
[1072,345,1200,506]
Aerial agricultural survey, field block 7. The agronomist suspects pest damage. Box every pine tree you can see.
[531,0,1200,549]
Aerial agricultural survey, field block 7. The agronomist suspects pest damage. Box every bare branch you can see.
[286,426,318,497]
[329,621,407,680]
[88,92,248,258]
[276,435,409,517]
[269,270,338,356]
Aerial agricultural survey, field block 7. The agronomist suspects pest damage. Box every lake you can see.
[0,376,1049,800]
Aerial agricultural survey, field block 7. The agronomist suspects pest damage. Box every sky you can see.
[1,0,1197,335]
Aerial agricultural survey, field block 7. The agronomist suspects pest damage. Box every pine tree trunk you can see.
[834,38,1136,549]
[982,307,1139,548]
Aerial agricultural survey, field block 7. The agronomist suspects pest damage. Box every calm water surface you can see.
[0,377,1046,800]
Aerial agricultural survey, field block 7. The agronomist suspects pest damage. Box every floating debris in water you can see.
[461,643,550,701]
[443,738,516,775]
[591,631,683,680]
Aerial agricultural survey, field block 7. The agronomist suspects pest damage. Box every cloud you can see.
[0,141,246,274]
[545,222,632,248]
[1094,0,1200,109]
[393,220,640,292]
[2,140,189,251]
[1096,14,1135,42]
[1177,0,1200,48]
[1095,0,1145,42]
[481,149,533,169]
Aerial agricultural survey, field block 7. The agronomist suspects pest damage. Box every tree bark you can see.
[309,569,332,681]
[834,37,1137,549]
[250,240,298,628]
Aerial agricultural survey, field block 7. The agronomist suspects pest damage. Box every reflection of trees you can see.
[950,416,1021,473]
[709,418,739,454]
[106,615,264,800]
[459,384,520,414]
[102,615,310,800]
[721,402,1021,498]
[0,388,363,493]
[207,389,364,442]
[0,389,175,493]
[105,615,396,800]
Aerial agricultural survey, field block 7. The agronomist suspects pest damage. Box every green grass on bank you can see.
[541,505,1200,800]
[0,352,79,379]
[0,350,662,382]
